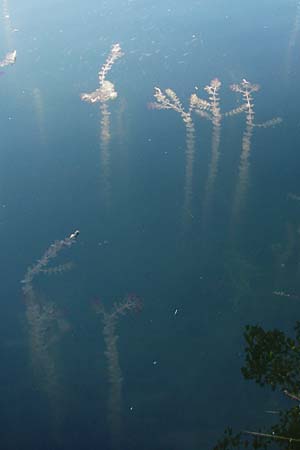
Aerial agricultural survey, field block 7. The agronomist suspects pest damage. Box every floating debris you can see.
[0,50,16,68]
[273,290,299,300]
[287,193,300,201]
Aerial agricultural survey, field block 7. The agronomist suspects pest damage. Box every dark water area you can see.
[1,0,300,449]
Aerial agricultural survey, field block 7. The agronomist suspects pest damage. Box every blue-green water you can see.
[1,1,300,449]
